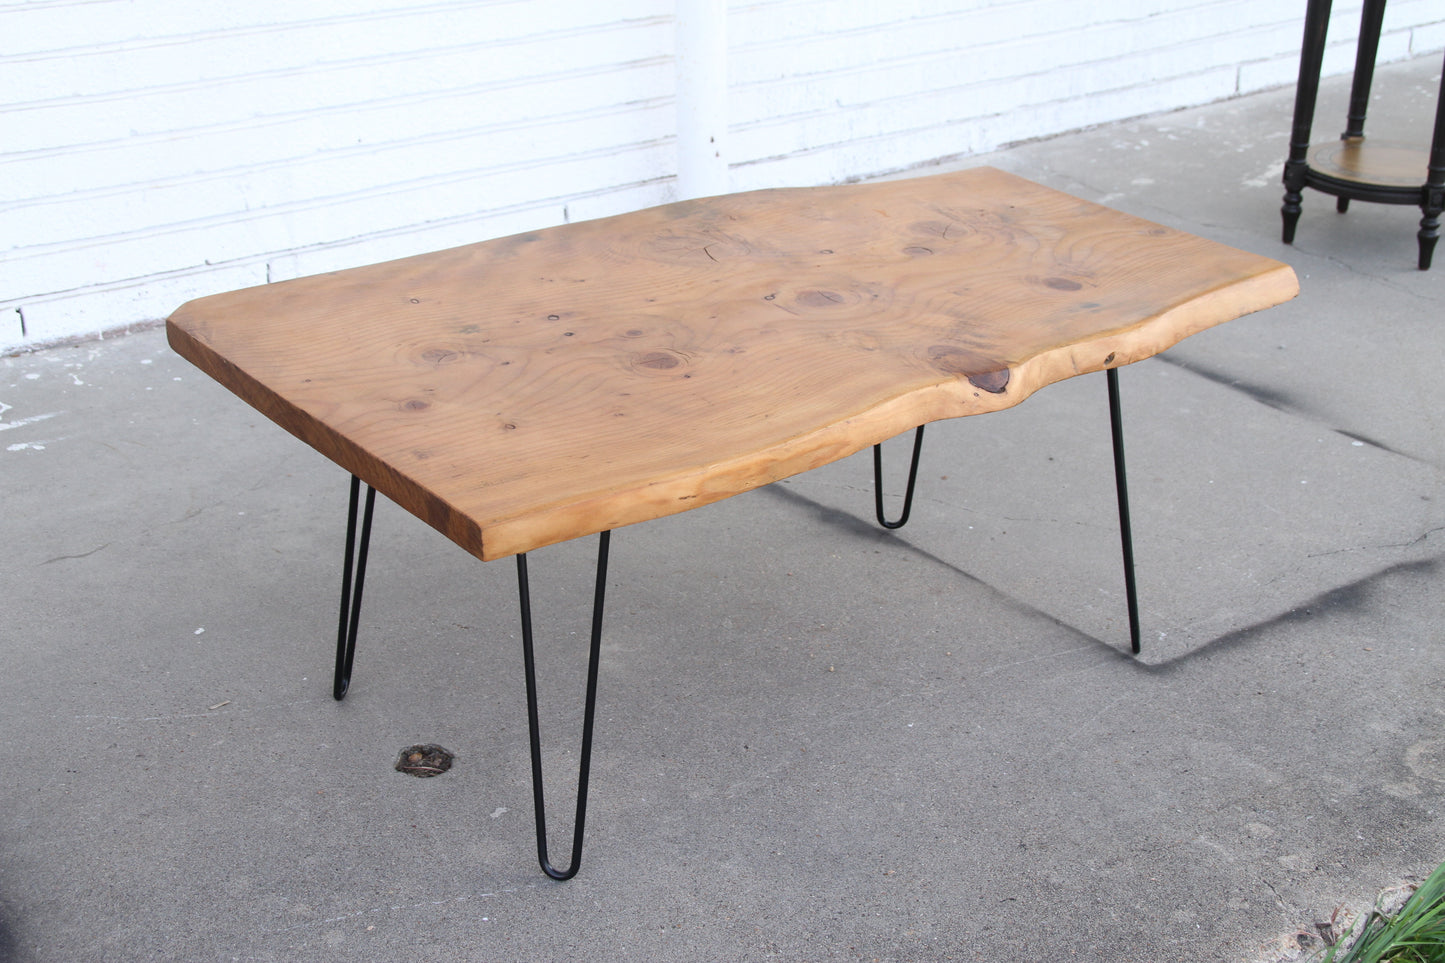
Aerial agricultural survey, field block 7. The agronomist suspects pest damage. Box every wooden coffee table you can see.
[167,166,1298,878]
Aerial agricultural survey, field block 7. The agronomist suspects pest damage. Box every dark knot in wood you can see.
[967,369,1010,393]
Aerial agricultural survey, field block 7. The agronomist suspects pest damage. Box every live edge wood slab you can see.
[167,166,1298,562]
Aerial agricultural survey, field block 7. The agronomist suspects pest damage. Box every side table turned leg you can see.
[1282,163,1307,244]
[1334,0,1384,224]
[1419,49,1445,270]
[1421,203,1442,270]
[1281,0,1332,245]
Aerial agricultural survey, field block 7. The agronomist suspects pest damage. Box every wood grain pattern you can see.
[167,166,1298,560]
[1308,139,1433,187]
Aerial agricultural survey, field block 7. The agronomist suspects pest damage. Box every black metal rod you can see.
[517,529,611,881]
[1106,368,1141,655]
[873,425,926,530]
[333,475,376,700]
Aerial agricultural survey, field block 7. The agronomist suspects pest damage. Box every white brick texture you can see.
[2,0,1441,350]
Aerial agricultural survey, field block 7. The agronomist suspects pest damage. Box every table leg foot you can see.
[1106,369,1142,655]
[1281,161,1308,245]
[517,530,611,881]
[1419,210,1440,270]
[873,425,926,530]
[334,475,376,700]
[1281,198,1303,245]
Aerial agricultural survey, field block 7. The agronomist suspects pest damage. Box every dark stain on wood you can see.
[910,220,953,238]
[420,348,460,365]
[636,351,681,370]
[797,290,846,308]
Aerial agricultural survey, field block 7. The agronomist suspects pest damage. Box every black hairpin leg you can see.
[873,425,926,529]
[334,474,376,700]
[517,530,611,881]
[1106,368,1142,655]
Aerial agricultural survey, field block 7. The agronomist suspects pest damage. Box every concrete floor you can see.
[1,54,1442,963]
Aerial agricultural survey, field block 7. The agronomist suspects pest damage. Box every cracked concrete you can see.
[1,54,1443,963]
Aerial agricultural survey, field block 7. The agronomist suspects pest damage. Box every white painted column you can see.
[675,0,729,199]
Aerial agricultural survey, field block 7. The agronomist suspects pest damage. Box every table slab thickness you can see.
[167,166,1299,561]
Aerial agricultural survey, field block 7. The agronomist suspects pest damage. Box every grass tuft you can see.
[1320,860,1445,963]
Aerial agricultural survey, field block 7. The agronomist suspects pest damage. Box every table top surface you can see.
[167,166,1298,561]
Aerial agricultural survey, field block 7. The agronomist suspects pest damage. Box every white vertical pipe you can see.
[675,0,729,199]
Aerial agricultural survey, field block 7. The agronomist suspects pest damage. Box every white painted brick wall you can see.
[2,0,1441,351]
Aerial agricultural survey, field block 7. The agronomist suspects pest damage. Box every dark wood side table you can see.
[1281,0,1445,269]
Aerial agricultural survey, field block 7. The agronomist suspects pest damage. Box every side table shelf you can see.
[1281,0,1445,269]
